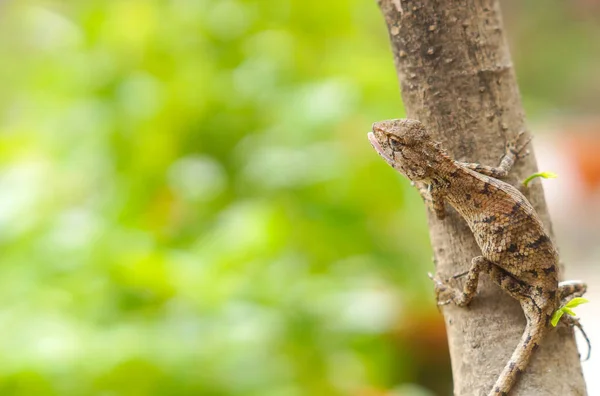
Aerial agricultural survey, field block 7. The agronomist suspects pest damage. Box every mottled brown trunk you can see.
[376,1,586,395]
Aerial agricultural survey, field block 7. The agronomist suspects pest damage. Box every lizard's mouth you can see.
[368,132,394,164]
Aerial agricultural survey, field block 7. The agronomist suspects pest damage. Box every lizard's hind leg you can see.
[558,280,590,360]
[562,315,592,361]
[429,258,558,395]
[558,280,587,304]
[429,256,536,307]
[429,256,493,307]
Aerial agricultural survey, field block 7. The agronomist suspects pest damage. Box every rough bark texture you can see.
[376,1,587,395]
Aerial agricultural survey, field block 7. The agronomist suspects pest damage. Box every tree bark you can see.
[376,1,587,395]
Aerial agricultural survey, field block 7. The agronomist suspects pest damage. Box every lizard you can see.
[367,118,587,396]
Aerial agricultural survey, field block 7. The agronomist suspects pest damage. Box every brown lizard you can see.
[367,119,587,396]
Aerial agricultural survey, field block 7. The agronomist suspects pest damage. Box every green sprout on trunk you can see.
[551,297,589,327]
[522,171,558,187]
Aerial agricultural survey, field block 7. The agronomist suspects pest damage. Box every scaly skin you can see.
[368,119,587,396]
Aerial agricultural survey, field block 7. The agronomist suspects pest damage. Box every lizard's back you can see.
[444,165,559,290]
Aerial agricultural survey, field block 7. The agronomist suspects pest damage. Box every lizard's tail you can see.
[488,319,545,396]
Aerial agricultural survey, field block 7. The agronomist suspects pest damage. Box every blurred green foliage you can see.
[1,0,596,395]
[0,1,443,395]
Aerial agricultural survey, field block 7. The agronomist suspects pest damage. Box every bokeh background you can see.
[0,1,598,395]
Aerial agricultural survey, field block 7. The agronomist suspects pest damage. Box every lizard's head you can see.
[368,119,441,181]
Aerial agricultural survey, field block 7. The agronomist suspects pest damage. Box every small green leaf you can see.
[563,307,577,317]
[522,171,558,187]
[541,171,558,178]
[551,309,564,327]
[551,298,589,326]
[565,297,589,309]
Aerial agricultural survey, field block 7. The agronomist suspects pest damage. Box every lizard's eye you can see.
[389,137,403,150]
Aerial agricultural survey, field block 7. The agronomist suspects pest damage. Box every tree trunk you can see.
[376,1,587,395]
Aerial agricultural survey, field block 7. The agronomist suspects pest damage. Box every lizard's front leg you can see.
[414,181,446,220]
[458,131,531,178]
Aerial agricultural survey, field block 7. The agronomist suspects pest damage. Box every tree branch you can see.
[376,0,587,394]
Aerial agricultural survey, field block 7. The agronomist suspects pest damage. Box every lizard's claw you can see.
[428,272,446,290]
[451,270,469,280]
[561,315,591,361]
[428,272,453,306]
[507,130,532,159]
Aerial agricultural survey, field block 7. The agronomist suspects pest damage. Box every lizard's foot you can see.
[560,315,591,361]
[507,130,532,159]
[428,272,462,306]
[428,257,488,308]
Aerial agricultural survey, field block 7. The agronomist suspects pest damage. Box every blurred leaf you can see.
[522,171,558,187]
